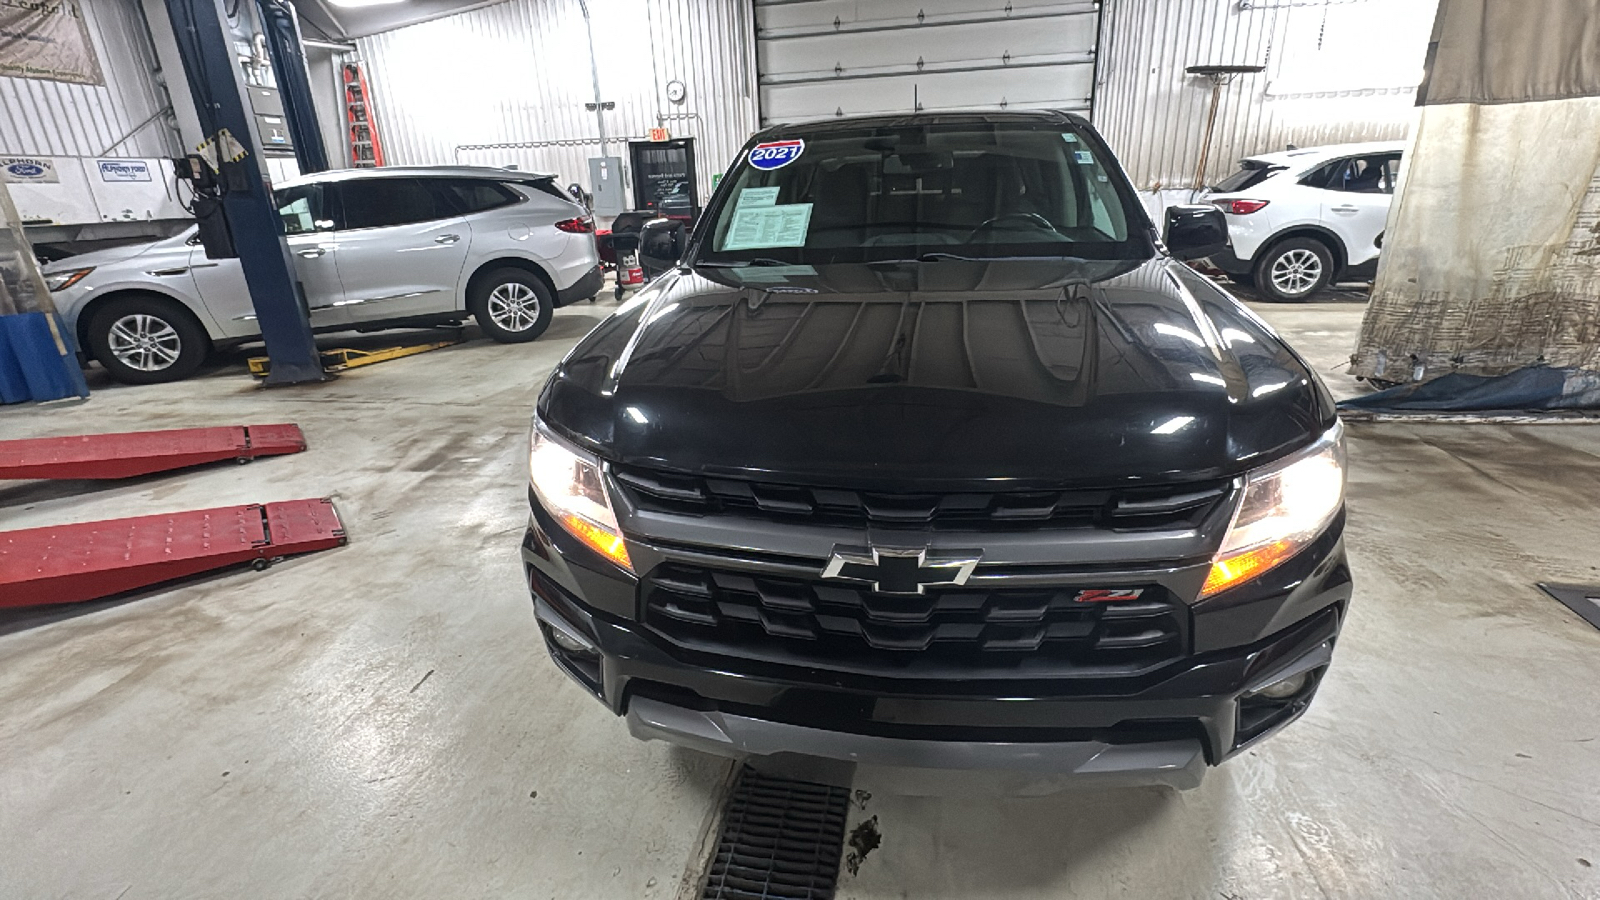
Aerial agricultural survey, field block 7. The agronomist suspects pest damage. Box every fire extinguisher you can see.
[614,240,645,301]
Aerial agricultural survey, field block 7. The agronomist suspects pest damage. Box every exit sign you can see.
[648,127,671,142]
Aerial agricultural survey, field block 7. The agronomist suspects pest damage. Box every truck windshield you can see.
[696,122,1148,265]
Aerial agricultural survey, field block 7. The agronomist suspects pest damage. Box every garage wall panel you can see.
[356,0,758,203]
[0,0,179,159]
[756,0,1100,125]
[305,45,351,172]
[1094,0,1438,190]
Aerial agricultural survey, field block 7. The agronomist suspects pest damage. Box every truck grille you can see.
[642,563,1189,678]
[613,466,1228,532]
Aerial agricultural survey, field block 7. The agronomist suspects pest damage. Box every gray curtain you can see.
[1419,0,1600,105]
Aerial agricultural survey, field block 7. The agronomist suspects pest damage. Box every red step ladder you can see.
[0,424,305,480]
[0,499,346,608]
[343,62,386,168]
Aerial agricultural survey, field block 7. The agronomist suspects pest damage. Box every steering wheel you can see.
[969,211,1060,238]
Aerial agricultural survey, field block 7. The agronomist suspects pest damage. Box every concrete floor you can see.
[2,289,1598,899]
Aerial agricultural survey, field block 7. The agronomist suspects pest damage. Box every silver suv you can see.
[41,166,604,384]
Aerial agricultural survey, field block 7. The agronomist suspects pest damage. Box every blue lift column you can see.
[256,0,331,176]
[162,0,326,385]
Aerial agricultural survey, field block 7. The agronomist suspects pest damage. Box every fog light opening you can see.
[534,597,605,698]
[1246,670,1310,701]
[549,627,594,656]
[539,620,605,697]
[1234,665,1326,751]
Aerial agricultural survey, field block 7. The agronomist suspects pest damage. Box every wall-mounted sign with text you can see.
[97,159,152,182]
[0,157,59,183]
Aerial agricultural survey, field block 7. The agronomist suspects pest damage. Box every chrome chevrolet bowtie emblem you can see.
[821,545,982,595]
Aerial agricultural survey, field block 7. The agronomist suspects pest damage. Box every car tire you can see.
[470,268,554,343]
[1254,238,1334,302]
[85,294,210,384]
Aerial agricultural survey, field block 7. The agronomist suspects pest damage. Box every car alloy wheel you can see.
[107,313,183,372]
[486,282,541,333]
[1269,248,1323,297]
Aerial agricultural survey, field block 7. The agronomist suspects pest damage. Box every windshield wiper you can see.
[695,257,792,268]
[868,252,1099,265]
[865,252,1004,264]
[859,252,967,265]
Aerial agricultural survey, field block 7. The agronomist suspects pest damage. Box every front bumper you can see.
[626,694,1210,791]
[522,505,1351,791]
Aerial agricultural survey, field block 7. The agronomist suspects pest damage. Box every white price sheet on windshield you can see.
[723,202,813,250]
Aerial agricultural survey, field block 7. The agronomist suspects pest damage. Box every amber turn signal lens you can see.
[560,513,632,571]
[1201,539,1296,599]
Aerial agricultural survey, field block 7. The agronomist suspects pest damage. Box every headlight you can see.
[1201,422,1345,598]
[529,420,632,572]
[44,267,94,292]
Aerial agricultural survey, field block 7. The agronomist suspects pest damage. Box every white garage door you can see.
[755,0,1100,126]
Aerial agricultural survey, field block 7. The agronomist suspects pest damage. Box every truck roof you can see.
[754,108,1091,140]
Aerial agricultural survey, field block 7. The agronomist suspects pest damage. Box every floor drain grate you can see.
[1539,583,1600,631]
[701,767,851,900]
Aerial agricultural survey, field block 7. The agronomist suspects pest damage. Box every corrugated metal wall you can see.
[0,0,179,159]
[356,0,758,204]
[1095,0,1438,191]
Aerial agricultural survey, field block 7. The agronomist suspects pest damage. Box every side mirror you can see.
[638,217,686,276]
[567,182,591,210]
[1164,204,1228,261]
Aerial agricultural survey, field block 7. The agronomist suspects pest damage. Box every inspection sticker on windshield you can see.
[1074,150,1095,164]
[747,139,805,171]
[723,203,813,249]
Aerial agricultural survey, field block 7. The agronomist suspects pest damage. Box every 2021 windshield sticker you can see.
[748,140,805,171]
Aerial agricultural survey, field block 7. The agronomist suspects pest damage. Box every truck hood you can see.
[540,257,1336,490]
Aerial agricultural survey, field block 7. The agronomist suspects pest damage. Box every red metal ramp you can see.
[0,498,345,609]
[0,424,306,480]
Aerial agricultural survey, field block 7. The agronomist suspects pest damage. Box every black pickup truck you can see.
[521,110,1350,791]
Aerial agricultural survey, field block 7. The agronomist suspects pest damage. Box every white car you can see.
[41,166,604,383]
[1202,141,1405,301]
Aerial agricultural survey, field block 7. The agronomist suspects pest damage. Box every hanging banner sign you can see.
[0,156,58,183]
[0,0,105,86]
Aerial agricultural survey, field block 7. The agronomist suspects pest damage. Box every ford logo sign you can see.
[747,140,804,171]
[7,163,44,178]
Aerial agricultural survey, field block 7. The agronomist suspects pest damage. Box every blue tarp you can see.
[1339,366,1600,412]
[0,312,90,404]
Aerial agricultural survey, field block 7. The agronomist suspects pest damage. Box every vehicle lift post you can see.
[161,0,326,385]
[256,0,331,176]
